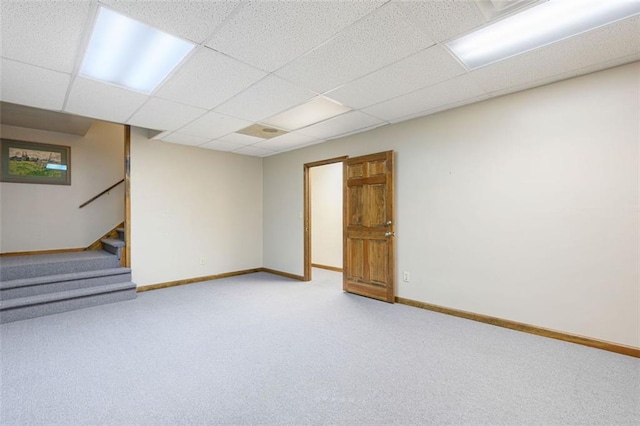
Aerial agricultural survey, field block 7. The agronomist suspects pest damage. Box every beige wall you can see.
[129,128,263,287]
[263,62,639,347]
[310,162,343,268]
[1,121,124,252]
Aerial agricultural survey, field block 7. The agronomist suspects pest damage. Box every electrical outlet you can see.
[199,257,205,265]
[403,272,410,282]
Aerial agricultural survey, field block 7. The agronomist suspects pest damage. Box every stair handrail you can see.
[79,179,125,209]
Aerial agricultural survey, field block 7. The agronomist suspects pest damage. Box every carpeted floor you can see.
[1,268,638,425]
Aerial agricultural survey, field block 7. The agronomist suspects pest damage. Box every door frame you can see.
[303,156,348,281]
[124,125,131,268]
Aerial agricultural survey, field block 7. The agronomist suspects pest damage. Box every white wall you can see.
[1,121,124,252]
[130,128,263,287]
[310,162,343,268]
[263,62,639,347]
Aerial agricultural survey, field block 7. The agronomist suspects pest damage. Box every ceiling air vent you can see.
[236,124,288,139]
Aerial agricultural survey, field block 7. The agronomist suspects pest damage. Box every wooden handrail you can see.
[79,179,124,208]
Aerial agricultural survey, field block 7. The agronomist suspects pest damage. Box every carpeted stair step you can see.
[1,268,132,300]
[116,228,125,241]
[0,281,137,324]
[0,251,120,282]
[101,239,125,260]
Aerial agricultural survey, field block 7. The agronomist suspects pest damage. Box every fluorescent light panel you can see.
[447,0,640,70]
[261,96,351,131]
[80,7,194,94]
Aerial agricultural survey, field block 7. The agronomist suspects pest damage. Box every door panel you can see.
[346,238,365,280]
[368,184,386,227]
[343,151,395,303]
[349,163,364,178]
[348,185,364,226]
[368,238,388,284]
[368,160,386,176]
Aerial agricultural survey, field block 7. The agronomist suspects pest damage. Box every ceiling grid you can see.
[0,0,638,157]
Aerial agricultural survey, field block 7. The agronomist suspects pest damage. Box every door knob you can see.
[385,231,395,237]
[386,220,392,226]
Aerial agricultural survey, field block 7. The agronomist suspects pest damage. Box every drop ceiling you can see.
[1,0,638,157]
[0,102,94,136]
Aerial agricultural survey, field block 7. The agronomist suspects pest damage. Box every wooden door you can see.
[343,151,395,302]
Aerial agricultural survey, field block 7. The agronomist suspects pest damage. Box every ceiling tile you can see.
[327,45,466,109]
[396,0,486,43]
[0,102,93,136]
[200,140,247,152]
[275,3,435,94]
[297,111,386,140]
[489,53,640,99]
[101,0,239,43]
[470,15,640,94]
[155,47,267,110]
[207,1,385,72]
[252,132,320,152]
[127,98,206,131]
[160,132,211,147]
[179,111,252,140]
[65,77,148,123]
[363,74,486,122]
[215,76,316,122]
[232,145,276,157]
[0,59,70,110]
[217,133,264,146]
[0,0,92,73]
[287,139,330,152]
[389,94,490,124]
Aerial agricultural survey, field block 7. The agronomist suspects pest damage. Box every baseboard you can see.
[136,269,262,292]
[260,268,305,281]
[0,247,86,257]
[396,297,640,359]
[311,263,343,273]
[136,267,306,293]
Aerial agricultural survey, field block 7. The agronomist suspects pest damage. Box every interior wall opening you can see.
[303,156,347,281]
[310,162,344,274]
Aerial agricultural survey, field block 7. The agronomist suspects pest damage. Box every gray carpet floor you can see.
[0,251,116,268]
[1,268,638,425]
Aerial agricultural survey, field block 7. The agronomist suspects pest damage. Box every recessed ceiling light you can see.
[79,7,195,94]
[447,0,640,70]
[261,96,351,131]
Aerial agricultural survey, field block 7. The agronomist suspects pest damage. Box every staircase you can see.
[0,230,136,324]
[100,227,126,261]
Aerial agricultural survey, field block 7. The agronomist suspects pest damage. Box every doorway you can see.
[303,156,347,281]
